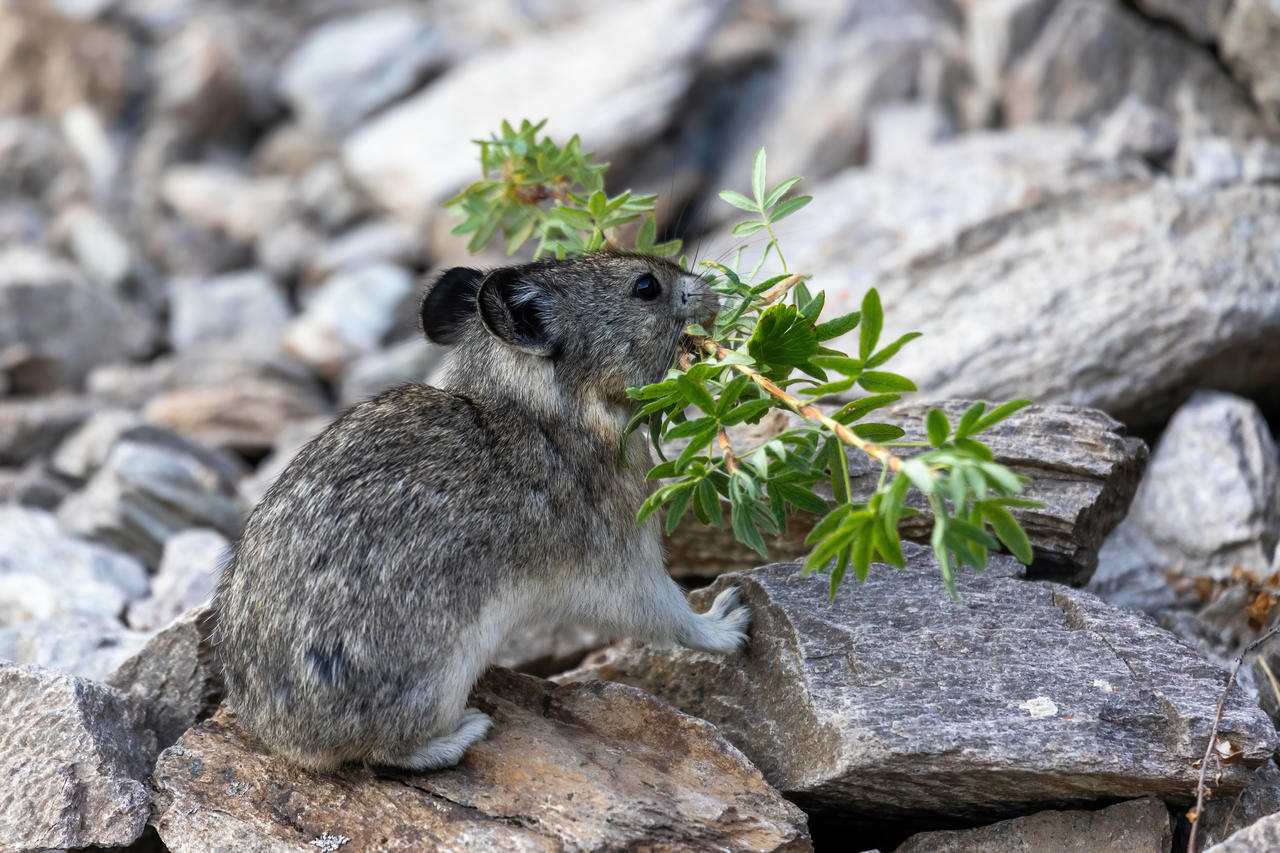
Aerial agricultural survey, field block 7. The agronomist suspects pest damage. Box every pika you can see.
[214,252,751,772]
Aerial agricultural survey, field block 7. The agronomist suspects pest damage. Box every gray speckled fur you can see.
[214,253,750,771]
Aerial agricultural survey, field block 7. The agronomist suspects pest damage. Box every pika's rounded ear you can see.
[420,267,483,345]
[476,267,558,357]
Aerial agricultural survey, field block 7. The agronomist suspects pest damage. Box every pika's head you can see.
[421,252,717,402]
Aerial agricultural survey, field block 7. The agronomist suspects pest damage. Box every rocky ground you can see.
[2,0,1280,850]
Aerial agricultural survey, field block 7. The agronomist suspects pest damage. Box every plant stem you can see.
[716,429,739,474]
[701,340,902,472]
[758,273,806,307]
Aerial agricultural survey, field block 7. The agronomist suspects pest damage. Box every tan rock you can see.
[151,668,811,852]
[895,797,1172,852]
[144,381,329,456]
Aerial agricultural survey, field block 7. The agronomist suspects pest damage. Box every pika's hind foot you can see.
[377,708,493,772]
[685,585,751,653]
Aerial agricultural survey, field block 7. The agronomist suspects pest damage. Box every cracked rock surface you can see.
[0,662,156,852]
[560,545,1276,830]
[150,667,812,852]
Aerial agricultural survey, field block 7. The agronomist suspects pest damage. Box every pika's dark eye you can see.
[631,273,661,300]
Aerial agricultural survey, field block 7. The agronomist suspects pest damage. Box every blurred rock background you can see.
[3,0,1280,850]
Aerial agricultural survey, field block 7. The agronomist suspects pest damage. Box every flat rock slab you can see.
[895,797,1172,852]
[561,545,1276,828]
[0,663,156,852]
[151,668,811,852]
[666,402,1147,585]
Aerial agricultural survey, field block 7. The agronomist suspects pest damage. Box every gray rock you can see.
[0,505,148,625]
[151,14,246,140]
[255,218,325,283]
[711,124,1280,432]
[1220,0,1280,123]
[343,0,731,222]
[54,203,133,291]
[0,614,151,681]
[57,432,243,567]
[0,393,99,466]
[282,262,414,379]
[0,461,76,510]
[127,529,227,631]
[1089,95,1179,162]
[337,338,444,407]
[294,160,367,233]
[868,102,954,169]
[168,270,291,355]
[1243,139,1280,184]
[308,218,420,282]
[1208,811,1280,852]
[280,7,451,137]
[720,2,965,190]
[1198,759,1280,850]
[1132,0,1231,44]
[1089,393,1280,612]
[109,606,219,749]
[0,662,156,852]
[561,546,1277,826]
[666,401,1147,585]
[1186,136,1245,186]
[965,0,1057,124]
[491,621,608,677]
[895,797,1172,852]
[51,407,145,481]
[88,344,325,410]
[1003,0,1257,130]
[0,247,149,393]
[161,165,293,245]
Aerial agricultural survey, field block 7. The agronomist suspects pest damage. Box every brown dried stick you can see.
[1187,622,1280,852]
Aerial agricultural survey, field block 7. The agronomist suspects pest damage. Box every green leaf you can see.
[983,504,1034,564]
[763,176,802,209]
[809,356,863,376]
[859,289,883,360]
[696,478,724,527]
[732,499,768,557]
[676,425,717,471]
[832,393,900,425]
[806,503,853,543]
[902,458,935,494]
[815,311,861,341]
[954,437,994,461]
[587,191,607,219]
[858,371,917,393]
[715,375,752,416]
[666,416,716,440]
[776,483,828,516]
[803,378,859,397]
[947,517,1000,550]
[747,304,821,373]
[636,214,657,251]
[718,190,758,212]
[971,399,1032,434]
[851,423,906,442]
[678,375,716,414]
[665,484,694,535]
[931,514,956,599]
[851,528,873,581]
[954,402,987,440]
[637,482,682,524]
[731,220,769,237]
[925,409,950,447]
[722,399,774,425]
[769,196,812,223]
[980,462,1024,495]
[865,332,923,369]
[751,147,767,206]
[883,473,910,531]
[874,514,906,567]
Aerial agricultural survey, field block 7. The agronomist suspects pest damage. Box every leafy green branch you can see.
[444,120,1041,598]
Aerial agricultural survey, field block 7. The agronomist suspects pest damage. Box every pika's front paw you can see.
[688,585,751,654]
